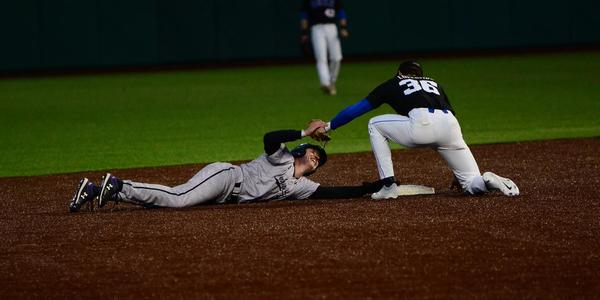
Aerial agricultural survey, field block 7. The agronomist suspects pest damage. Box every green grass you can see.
[1,51,599,177]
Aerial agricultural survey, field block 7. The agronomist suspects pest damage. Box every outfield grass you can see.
[1,51,599,177]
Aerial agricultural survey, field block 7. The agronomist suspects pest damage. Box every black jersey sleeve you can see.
[263,130,302,155]
[365,78,395,108]
[438,85,456,116]
[307,180,384,199]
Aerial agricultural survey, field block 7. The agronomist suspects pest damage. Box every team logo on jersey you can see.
[274,175,289,198]
[324,8,336,18]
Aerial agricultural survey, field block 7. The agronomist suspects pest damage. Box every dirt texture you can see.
[1,138,599,299]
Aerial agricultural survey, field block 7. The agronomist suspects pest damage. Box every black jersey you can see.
[366,75,455,116]
[301,0,344,25]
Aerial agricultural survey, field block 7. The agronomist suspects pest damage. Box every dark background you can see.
[1,0,599,72]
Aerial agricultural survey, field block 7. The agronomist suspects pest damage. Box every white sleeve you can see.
[290,177,320,200]
[266,145,294,165]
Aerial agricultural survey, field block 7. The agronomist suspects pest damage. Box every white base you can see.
[397,184,435,196]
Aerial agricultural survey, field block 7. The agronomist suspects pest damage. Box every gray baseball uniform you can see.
[68,129,388,213]
[118,145,319,208]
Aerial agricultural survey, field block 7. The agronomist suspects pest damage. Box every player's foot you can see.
[482,172,519,196]
[99,173,123,207]
[69,178,97,212]
[329,84,337,95]
[371,183,402,199]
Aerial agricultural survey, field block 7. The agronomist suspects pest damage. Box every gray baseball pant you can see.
[118,163,242,208]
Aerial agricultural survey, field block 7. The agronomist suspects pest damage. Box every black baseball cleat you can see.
[99,173,123,207]
[483,172,519,196]
[69,178,97,212]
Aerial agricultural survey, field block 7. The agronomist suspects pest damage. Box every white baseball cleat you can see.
[329,84,337,96]
[482,172,519,196]
[371,183,435,200]
[371,183,401,199]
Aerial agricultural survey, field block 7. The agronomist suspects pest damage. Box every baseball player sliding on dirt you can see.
[69,121,384,212]
[312,61,519,199]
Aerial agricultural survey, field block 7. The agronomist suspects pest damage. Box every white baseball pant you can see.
[311,23,342,87]
[368,108,488,194]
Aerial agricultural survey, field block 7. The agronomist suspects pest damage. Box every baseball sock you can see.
[92,185,101,196]
[381,176,396,187]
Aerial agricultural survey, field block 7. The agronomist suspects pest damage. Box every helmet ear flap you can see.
[290,145,307,158]
[290,143,327,168]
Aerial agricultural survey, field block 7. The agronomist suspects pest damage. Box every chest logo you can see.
[274,175,289,198]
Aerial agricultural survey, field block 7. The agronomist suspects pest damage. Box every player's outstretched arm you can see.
[307,180,384,199]
[263,121,326,155]
[326,98,373,131]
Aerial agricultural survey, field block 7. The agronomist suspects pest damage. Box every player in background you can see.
[314,61,519,199]
[68,121,385,212]
[300,0,348,96]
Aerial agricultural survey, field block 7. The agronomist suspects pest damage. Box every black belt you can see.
[225,182,241,204]
[428,108,449,114]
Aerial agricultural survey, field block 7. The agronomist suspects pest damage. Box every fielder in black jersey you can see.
[300,0,348,95]
[367,74,455,116]
[301,0,345,25]
[316,61,520,199]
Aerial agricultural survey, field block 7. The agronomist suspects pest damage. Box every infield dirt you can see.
[1,137,599,299]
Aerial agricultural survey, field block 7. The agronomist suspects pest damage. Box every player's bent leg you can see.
[368,115,415,179]
[327,27,343,87]
[432,112,488,194]
[328,59,341,92]
[368,118,395,180]
[316,62,330,88]
[311,25,331,87]
[121,163,238,208]
[437,144,487,194]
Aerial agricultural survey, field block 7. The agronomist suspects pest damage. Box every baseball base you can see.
[397,184,435,195]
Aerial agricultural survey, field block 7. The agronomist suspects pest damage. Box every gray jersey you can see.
[117,145,319,208]
[238,144,320,202]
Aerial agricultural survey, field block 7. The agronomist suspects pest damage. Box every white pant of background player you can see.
[368,108,488,194]
[311,23,342,88]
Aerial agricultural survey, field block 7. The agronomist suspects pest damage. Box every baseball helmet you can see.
[291,143,327,168]
[398,61,423,77]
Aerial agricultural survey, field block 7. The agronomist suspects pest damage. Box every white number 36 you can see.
[399,79,440,96]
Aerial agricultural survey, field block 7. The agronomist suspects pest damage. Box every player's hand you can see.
[339,29,349,38]
[311,127,331,142]
[306,119,331,142]
[304,119,326,137]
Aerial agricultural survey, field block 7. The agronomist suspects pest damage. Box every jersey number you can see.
[399,79,440,96]
[324,8,336,18]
